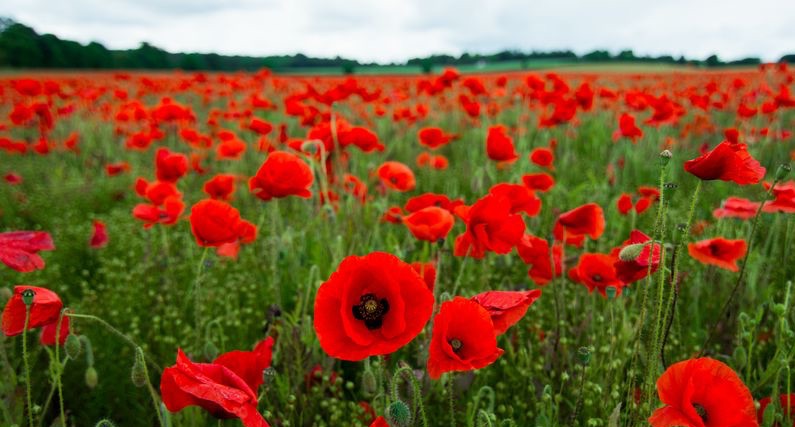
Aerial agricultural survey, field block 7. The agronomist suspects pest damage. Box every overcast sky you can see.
[2,0,793,63]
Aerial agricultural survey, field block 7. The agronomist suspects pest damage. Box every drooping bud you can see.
[203,341,219,360]
[659,150,672,167]
[775,163,791,181]
[386,400,411,427]
[65,334,82,360]
[22,288,35,306]
[361,368,378,396]
[131,347,147,388]
[618,243,646,261]
[85,366,98,389]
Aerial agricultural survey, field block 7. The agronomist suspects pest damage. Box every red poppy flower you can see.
[568,253,624,297]
[249,151,314,201]
[136,179,182,206]
[2,286,63,336]
[212,337,275,393]
[617,193,633,215]
[431,154,449,170]
[649,357,756,427]
[418,127,455,149]
[553,203,605,246]
[342,173,368,204]
[683,141,766,185]
[529,147,555,169]
[453,194,525,258]
[486,125,518,162]
[471,289,541,335]
[763,181,795,214]
[190,199,256,247]
[105,162,130,176]
[0,231,55,272]
[517,234,563,285]
[377,161,416,192]
[339,127,384,152]
[203,174,236,201]
[160,349,270,427]
[757,394,794,426]
[405,193,464,213]
[522,173,555,192]
[687,238,747,272]
[488,183,541,216]
[370,416,389,427]
[4,172,22,185]
[89,220,108,249]
[617,113,643,141]
[613,230,661,284]
[713,197,760,220]
[133,197,184,228]
[313,252,434,361]
[248,118,273,136]
[402,206,455,242]
[638,186,661,201]
[40,315,69,346]
[155,148,188,183]
[427,297,504,379]
[635,197,653,214]
[410,261,437,292]
[382,206,404,224]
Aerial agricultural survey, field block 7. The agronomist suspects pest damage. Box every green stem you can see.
[137,347,166,427]
[447,373,456,427]
[390,366,428,427]
[23,306,34,427]
[54,311,66,427]
[193,247,210,350]
[65,313,161,372]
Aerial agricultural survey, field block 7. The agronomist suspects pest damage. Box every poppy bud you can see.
[22,288,35,306]
[618,243,646,261]
[605,286,617,299]
[263,367,276,385]
[577,347,591,366]
[65,334,82,360]
[203,341,219,360]
[771,303,786,317]
[361,368,377,395]
[131,347,147,387]
[0,287,11,300]
[659,150,672,167]
[732,346,747,367]
[85,366,98,389]
[775,163,791,181]
[94,420,117,427]
[387,400,411,427]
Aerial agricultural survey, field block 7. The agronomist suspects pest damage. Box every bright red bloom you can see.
[522,173,555,192]
[2,286,63,336]
[529,147,555,169]
[405,193,464,213]
[339,126,384,152]
[160,349,270,427]
[155,148,188,183]
[613,230,661,284]
[0,231,55,273]
[635,197,653,214]
[382,206,404,224]
[454,194,525,258]
[427,297,504,379]
[4,172,22,185]
[377,161,416,192]
[517,234,563,285]
[757,394,794,426]
[713,197,760,220]
[212,337,275,393]
[617,113,643,141]
[105,162,130,176]
[370,416,389,427]
[649,357,756,427]
[568,253,624,297]
[249,151,313,201]
[203,174,237,201]
[402,206,455,242]
[40,315,69,346]
[248,118,273,136]
[132,197,184,228]
[410,261,437,292]
[89,220,108,249]
[488,183,541,216]
[486,125,518,163]
[683,141,766,185]
[418,127,455,149]
[687,238,747,272]
[617,193,633,215]
[553,203,605,245]
[190,199,257,247]
[763,181,795,214]
[313,252,434,361]
[471,289,541,335]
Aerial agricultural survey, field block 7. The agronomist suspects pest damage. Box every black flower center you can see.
[352,293,389,330]
[449,338,463,353]
[592,274,603,282]
[693,403,708,423]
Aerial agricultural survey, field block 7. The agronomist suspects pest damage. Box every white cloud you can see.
[1,0,792,62]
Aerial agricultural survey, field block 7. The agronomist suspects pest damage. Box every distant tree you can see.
[781,54,795,63]
[705,54,720,67]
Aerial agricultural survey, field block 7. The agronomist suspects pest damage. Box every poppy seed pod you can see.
[659,150,672,166]
[577,347,591,365]
[387,400,411,427]
[776,163,791,181]
[22,288,34,306]
[94,420,116,427]
[65,334,82,360]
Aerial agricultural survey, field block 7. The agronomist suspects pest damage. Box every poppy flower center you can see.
[693,403,708,423]
[592,274,603,282]
[449,338,463,353]
[352,293,389,330]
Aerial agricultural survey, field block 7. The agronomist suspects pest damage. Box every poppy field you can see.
[0,65,794,427]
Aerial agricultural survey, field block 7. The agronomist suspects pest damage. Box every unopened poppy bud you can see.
[65,334,82,360]
[361,369,377,395]
[771,303,786,317]
[85,366,98,389]
[203,341,219,360]
[387,400,411,427]
[131,347,147,387]
[577,347,591,366]
[618,243,645,261]
[0,287,11,301]
[732,346,747,367]
[605,286,617,299]
[22,288,35,306]
[659,150,672,166]
[775,163,791,181]
[94,420,116,427]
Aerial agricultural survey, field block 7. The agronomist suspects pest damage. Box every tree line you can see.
[0,18,785,73]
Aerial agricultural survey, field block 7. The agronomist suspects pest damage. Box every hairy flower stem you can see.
[391,366,428,427]
[65,313,161,372]
[136,347,166,427]
[193,247,210,351]
[54,310,66,427]
[23,306,34,427]
[700,180,779,355]
[447,373,456,427]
